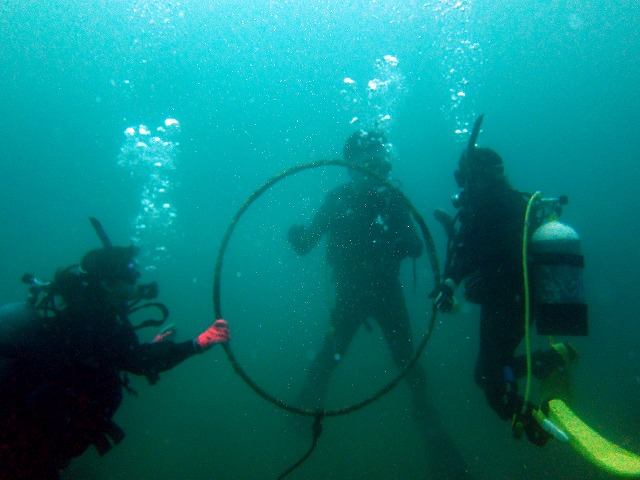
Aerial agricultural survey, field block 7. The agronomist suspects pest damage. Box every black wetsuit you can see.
[291,181,473,479]
[0,302,199,479]
[444,185,530,419]
[290,182,423,407]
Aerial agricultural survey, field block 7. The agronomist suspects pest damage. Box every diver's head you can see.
[47,245,155,314]
[344,129,393,180]
[81,246,141,286]
[79,246,142,307]
[454,147,504,189]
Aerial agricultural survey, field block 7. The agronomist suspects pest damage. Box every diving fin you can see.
[547,399,640,477]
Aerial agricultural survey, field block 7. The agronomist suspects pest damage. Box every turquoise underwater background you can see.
[1,0,639,479]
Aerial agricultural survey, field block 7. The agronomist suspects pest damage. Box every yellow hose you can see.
[522,191,542,407]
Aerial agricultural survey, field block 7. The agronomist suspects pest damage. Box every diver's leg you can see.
[476,301,556,446]
[377,282,473,480]
[296,289,363,410]
[474,301,525,420]
[376,281,428,406]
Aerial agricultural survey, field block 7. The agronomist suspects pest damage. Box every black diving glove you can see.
[433,208,455,238]
[512,404,551,447]
[434,278,457,313]
[288,224,307,255]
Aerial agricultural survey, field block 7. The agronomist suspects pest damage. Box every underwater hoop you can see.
[213,158,441,418]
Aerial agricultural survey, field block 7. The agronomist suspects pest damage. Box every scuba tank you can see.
[528,197,588,336]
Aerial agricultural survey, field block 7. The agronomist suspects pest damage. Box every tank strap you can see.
[532,252,584,267]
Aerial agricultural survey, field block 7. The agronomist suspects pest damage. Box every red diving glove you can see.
[195,319,230,351]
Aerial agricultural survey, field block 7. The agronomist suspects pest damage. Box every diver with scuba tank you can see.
[0,218,230,479]
[433,115,586,446]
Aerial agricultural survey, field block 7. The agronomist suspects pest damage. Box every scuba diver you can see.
[0,218,230,479]
[433,115,577,446]
[288,130,473,479]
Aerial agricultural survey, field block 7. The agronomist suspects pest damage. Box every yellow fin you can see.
[547,399,640,477]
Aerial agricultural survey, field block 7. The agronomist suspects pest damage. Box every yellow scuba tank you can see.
[529,213,588,336]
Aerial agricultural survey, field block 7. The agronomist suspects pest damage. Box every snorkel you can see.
[451,114,485,208]
[467,114,484,159]
[87,217,168,329]
[89,216,113,248]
